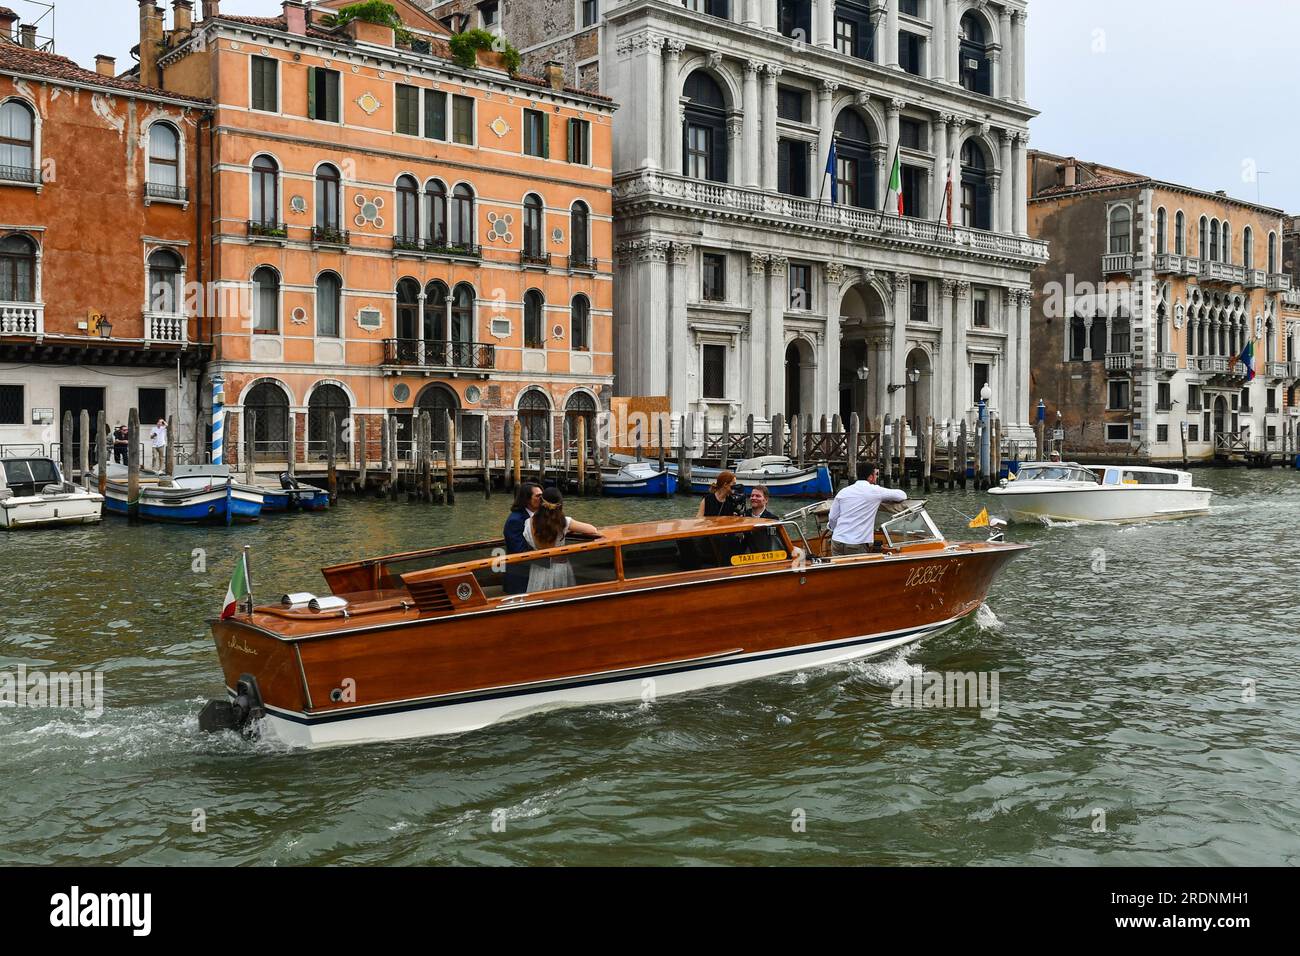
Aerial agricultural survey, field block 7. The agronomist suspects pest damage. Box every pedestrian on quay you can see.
[827,461,907,556]
[149,418,167,473]
[112,423,129,466]
[503,481,543,595]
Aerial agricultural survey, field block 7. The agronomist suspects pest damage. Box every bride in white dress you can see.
[522,487,599,592]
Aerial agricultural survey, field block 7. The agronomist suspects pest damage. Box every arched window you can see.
[315,164,341,232]
[523,193,544,258]
[1209,218,1219,262]
[396,174,419,243]
[451,184,475,247]
[1221,221,1231,264]
[451,282,474,343]
[571,294,590,351]
[682,70,728,183]
[960,140,990,231]
[316,272,341,337]
[834,109,875,209]
[251,155,279,227]
[524,289,545,349]
[0,234,36,302]
[424,279,448,342]
[1197,217,1208,259]
[1156,208,1167,255]
[1175,211,1185,255]
[252,266,279,332]
[0,99,36,180]
[147,249,183,314]
[1089,312,1106,359]
[518,387,551,457]
[1069,313,1087,361]
[425,180,447,246]
[244,381,289,460]
[415,384,459,456]
[1243,226,1253,271]
[1155,304,1167,354]
[395,277,420,341]
[570,201,590,263]
[1110,310,1130,354]
[1108,205,1132,255]
[959,13,992,95]
[1268,232,1278,273]
[307,384,350,459]
[565,391,597,457]
[147,122,180,196]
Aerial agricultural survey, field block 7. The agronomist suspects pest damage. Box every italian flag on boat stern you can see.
[221,551,251,620]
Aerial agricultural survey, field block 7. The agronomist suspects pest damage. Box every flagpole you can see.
[242,544,253,616]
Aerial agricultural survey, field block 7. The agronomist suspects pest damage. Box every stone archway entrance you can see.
[784,339,816,425]
[905,347,932,434]
[837,281,888,425]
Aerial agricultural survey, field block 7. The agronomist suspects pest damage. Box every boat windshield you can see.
[2,459,60,491]
[1018,465,1097,483]
[880,504,944,548]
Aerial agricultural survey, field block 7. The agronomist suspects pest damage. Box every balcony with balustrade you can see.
[145,181,189,205]
[1196,356,1229,374]
[1243,268,1266,289]
[614,170,1049,264]
[0,164,41,187]
[1153,253,1198,277]
[1101,254,1134,276]
[382,339,496,375]
[1154,352,1179,372]
[1199,260,1246,285]
[1265,361,1289,381]
[1290,360,1300,379]
[0,302,44,337]
[144,311,188,345]
[1104,353,1132,372]
[1268,273,1293,292]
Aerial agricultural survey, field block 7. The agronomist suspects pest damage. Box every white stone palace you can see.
[602,0,1047,441]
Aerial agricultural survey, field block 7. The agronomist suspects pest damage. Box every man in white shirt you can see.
[150,418,167,473]
[827,461,908,556]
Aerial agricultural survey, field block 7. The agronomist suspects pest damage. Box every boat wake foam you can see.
[975,604,1003,631]
[1036,516,1080,529]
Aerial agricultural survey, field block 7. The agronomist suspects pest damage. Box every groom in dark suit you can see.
[503,482,543,595]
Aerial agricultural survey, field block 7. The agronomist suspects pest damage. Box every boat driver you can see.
[827,461,908,556]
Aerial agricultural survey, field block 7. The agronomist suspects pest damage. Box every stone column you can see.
[767,256,789,418]
[891,272,909,419]
[643,239,671,395]
[762,0,777,32]
[662,39,685,175]
[886,97,902,215]
[1017,289,1032,425]
[749,253,768,415]
[1012,10,1027,103]
[885,0,900,69]
[997,4,1011,99]
[948,0,961,84]
[1003,289,1018,418]
[669,241,692,416]
[816,80,838,201]
[953,281,970,420]
[815,0,834,48]
[938,278,957,424]
[998,128,1014,235]
[1013,131,1028,236]
[870,3,887,65]
[932,113,950,223]
[931,0,948,82]
[743,0,759,29]
[742,60,762,188]
[824,262,846,419]
[762,65,781,192]
[640,34,664,170]
[728,117,744,186]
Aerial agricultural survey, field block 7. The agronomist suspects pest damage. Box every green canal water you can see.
[2,469,1298,865]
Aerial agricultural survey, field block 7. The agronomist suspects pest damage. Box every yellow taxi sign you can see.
[731,550,788,567]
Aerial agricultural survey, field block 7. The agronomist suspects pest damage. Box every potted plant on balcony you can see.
[448,29,521,75]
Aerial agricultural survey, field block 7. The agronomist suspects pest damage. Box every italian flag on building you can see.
[888,147,904,216]
[221,551,251,619]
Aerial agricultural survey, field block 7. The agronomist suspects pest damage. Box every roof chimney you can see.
[545,60,564,91]
[138,1,163,88]
[20,22,37,48]
[95,54,117,77]
[1062,158,1078,188]
[202,0,220,21]
[282,0,306,35]
[0,8,17,40]
[173,0,193,33]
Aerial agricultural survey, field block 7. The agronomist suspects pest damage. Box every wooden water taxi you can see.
[200,501,1026,748]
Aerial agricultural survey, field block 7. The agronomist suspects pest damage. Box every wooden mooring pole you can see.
[95,411,108,495]
[445,410,457,505]
[127,409,140,521]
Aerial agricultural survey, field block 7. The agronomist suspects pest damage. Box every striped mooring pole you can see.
[211,374,225,466]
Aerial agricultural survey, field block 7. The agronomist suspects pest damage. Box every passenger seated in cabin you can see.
[742,485,782,554]
[503,482,542,595]
[696,470,746,564]
[522,488,599,592]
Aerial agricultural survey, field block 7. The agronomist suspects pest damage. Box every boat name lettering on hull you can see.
[905,563,954,589]
[226,635,258,656]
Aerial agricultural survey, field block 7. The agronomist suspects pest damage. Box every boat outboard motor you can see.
[279,472,300,490]
[198,673,266,737]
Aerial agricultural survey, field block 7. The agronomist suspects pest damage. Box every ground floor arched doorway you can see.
[784,339,815,425]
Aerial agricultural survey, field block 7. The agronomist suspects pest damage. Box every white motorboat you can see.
[987,462,1212,524]
[0,457,103,529]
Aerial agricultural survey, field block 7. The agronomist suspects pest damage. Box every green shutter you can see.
[325,70,339,122]
[307,66,317,118]
[566,119,575,163]
[541,114,550,158]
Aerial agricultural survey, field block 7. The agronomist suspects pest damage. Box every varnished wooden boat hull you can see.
[208,542,1023,747]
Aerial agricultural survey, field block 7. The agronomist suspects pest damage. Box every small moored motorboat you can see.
[199,499,1027,748]
[0,457,103,529]
[92,463,264,524]
[611,453,833,498]
[987,461,1212,524]
[257,473,330,512]
[600,460,677,496]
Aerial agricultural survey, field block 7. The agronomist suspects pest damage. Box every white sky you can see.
[17,0,1300,212]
